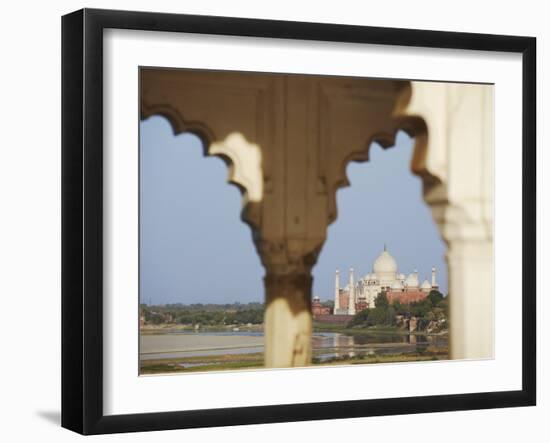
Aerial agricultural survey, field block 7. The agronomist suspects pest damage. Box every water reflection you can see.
[312,332,447,362]
[141,330,448,362]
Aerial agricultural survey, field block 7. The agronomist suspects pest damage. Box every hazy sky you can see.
[140,116,447,305]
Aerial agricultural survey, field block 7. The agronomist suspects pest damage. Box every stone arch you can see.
[140,68,493,366]
[140,102,264,232]
[327,128,405,225]
[326,80,494,360]
[393,81,495,360]
[141,102,216,144]
[139,116,265,314]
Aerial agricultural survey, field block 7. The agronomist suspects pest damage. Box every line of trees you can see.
[142,302,264,312]
[347,290,448,330]
[140,302,265,326]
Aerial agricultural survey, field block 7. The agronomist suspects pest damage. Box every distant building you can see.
[333,246,439,315]
[312,295,352,323]
[312,296,332,317]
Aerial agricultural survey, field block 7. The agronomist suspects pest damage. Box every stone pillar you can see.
[431,266,437,287]
[264,272,312,368]
[447,240,493,359]
[395,81,494,360]
[334,269,341,313]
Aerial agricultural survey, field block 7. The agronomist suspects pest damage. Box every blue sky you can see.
[140,116,447,305]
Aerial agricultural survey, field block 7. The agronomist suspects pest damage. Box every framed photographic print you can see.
[61,8,536,435]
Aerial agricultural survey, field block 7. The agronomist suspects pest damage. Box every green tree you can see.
[347,309,369,327]
[368,307,387,325]
[386,305,396,325]
[374,291,389,309]
[438,295,449,316]
[427,290,444,307]
[409,299,431,317]
[393,300,405,315]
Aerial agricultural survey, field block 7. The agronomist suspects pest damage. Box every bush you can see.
[347,290,449,332]
[347,309,369,327]
[368,307,387,326]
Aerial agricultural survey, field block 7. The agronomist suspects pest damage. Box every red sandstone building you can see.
[312,296,332,317]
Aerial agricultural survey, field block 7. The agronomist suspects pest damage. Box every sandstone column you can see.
[348,268,356,315]
[264,272,312,367]
[395,81,494,360]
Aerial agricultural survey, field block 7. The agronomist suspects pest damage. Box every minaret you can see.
[431,267,438,288]
[348,267,356,315]
[334,269,341,313]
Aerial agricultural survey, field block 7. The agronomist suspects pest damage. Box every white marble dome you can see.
[405,272,419,288]
[421,280,432,290]
[373,249,398,275]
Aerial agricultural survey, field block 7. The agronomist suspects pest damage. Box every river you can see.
[140,330,448,362]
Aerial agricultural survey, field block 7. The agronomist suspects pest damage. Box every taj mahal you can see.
[332,246,439,316]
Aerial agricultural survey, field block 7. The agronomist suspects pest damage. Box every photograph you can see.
[138,68,492,375]
[57,7,537,435]
[0,1,545,441]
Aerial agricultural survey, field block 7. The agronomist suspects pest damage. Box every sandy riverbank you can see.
[140,333,264,356]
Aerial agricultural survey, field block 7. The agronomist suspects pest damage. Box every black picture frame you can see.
[61,8,537,435]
